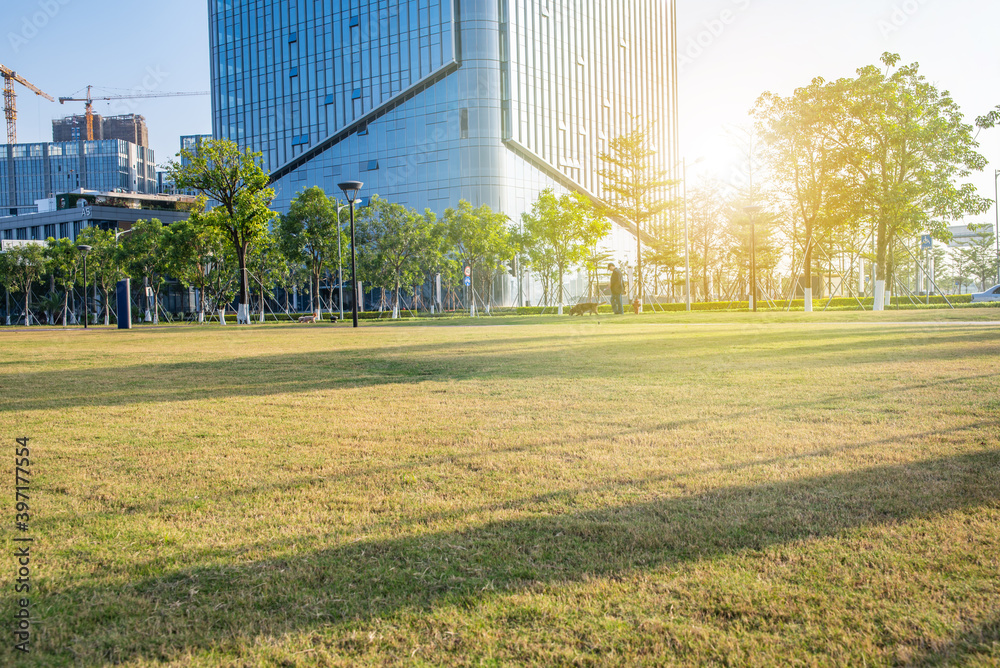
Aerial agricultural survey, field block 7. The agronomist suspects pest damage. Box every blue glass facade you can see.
[210,0,678,298]
[1,140,157,217]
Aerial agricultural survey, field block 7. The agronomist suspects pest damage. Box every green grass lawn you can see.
[2,311,999,666]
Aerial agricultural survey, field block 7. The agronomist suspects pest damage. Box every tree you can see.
[522,189,610,310]
[355,196,442,318]
[687,183,726,301]
[162,205,231,323]
[443,200,514,312]
[824,53,990,310]
[276,187,343,320]
[958,224,999,291]
[76,227,126,325]
[755,80,843,311]
[2,244,47,326]
[169,138,277,324]
[248,230,288,322]
[121,219,168,324]
[598,122,678,311]
[44,237,80,326]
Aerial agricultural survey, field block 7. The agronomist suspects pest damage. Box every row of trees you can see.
[626,52,998,308]
[748,52,993,308]
[6,52,996,323]
[0,173,624,324]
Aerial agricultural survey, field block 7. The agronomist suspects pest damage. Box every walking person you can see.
[608,262,624,314]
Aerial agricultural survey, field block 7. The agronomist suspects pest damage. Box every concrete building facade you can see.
[0,190,198,243]
[52,114,150,147]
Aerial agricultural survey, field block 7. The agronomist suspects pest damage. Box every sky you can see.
[3,0,999,224]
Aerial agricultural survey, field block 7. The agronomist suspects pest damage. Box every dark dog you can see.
[569,302,600,316]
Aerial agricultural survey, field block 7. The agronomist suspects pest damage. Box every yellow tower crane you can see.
[1,64,55,145]
[58,87,209,140]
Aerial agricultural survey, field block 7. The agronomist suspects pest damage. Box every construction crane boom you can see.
[1,64,55,145]
[58,87,209,140]
[58,91,209,103]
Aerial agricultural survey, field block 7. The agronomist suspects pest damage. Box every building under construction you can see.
[52,113,148,147]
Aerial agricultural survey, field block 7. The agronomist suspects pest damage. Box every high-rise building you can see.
[158,134,212,195]
[1,139,157,217]
[210,1,678,242]
[52,114,149,147]
[52,114,105,142]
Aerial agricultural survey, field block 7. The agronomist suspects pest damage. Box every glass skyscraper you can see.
[210,0,678,279]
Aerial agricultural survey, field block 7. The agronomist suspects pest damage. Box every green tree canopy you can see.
[75,227,125,325]
[121,219,168,324]
[522,188,610,307]
[2,243,48,326]
[44,237,80,325]
[444,200,514,309]
[168,138,276,323]
[163,203,232,323]
[598,122,678,308]
[356,195,442,316]
[276,186,343,320]
[824,53,990,308]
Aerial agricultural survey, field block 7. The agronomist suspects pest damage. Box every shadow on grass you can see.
[38,449,1000,664]
[2,327,997,414]
[31,418,1000,538]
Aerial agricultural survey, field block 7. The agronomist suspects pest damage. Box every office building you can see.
[1,139,157,217]
[210,0,678,249]
[158,134,212,194]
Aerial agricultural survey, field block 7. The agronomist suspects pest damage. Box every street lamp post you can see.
[77,244,92,328]
[743,205,762,312]
[337,181,363,328]
[336,202,345,323]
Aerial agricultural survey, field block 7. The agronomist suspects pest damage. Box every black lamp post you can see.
[337,181,363,328]
[743,206,762,313]
[77,244,92,328]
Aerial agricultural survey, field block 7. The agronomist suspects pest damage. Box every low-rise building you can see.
[0,189,198,243]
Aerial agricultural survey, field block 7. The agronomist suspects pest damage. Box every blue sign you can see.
[921,234,933,250]
[463,276,471,287]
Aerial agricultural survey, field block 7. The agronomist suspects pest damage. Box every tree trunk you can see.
[393,275,401,319]
[236,242,249,324]
[314,269,322,320]
[873,218,889,311]
[803,221,814,313]
[24,280,32,326]
[199,282,206,323]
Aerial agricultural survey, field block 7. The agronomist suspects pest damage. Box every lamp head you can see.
[337,181,364,204]
[743,205,763,215]
[77,244,92,254]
